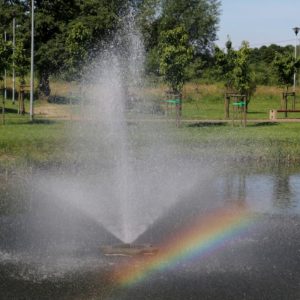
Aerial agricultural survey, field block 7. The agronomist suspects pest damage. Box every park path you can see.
[34,101,300,123]
[34,102,72,120]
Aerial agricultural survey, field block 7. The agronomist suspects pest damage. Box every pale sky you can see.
[217,0,300,49]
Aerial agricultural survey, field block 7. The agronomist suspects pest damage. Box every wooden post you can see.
[243,96,247,127]
[2,90,5,125]
[225,94,230,119]
[21,90,25,115]
[231,100,235,127]
[0,88,4,125]
[176,94,182,127]
[18,85,26,115]
[292,92,296,110]
[284,93,288,118]
[230,94,247,127]
[69,91,73,121]
[18,85,30,115]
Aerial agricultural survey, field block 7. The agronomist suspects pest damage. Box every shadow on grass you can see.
[31,119,57,125]
[247,111,265,115]
[3,118,57,126]
[0,108,19,114]
[251,122,279,127]
[188,122,227,128]
[48,95,80,105]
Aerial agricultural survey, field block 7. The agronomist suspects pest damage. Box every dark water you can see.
[0,167,300,300]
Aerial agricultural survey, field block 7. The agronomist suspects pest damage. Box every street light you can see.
[12,16,16,104]
[292,27,300,92]
[30,0,34,121]
[4,31,7,101]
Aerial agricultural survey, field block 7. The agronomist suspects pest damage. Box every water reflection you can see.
[0,167,300,300]
[217,168,300,213]
[272,170,296,210]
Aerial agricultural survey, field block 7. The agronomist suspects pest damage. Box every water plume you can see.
[35,8,204,244]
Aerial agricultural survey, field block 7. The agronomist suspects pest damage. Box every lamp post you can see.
[292,27,300,92]
[4,31,7,101]
[12,16,16,104]
[30,0,34,121]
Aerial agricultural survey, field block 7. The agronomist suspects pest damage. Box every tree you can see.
[215,40,255,97]
[159,0,220,54]
[272,52,300,91]
[33,0,79,96]
[24,0,127,96]
[214,38,236,90]
[232,41,256,98]
[159,26,193,94]
[248,44,295,86]
[13,39,30,84]
[0,35,12,80]
[137,0,221,75]
[65,22,91,80]
[14,39,29,114]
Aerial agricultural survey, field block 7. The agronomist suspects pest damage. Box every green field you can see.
[0,83,300,170]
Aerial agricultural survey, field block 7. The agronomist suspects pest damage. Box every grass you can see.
[0,81,300,171]
[181,84,300,120]
[0,120,69,169]
[142,82,300,120]
[176,122,300,165]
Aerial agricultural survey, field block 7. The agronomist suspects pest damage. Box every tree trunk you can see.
[39,71,51,98]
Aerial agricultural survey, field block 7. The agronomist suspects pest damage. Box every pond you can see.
[0,165,299,300]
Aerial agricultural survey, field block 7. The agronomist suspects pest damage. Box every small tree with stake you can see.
[214,38,236,91]
[159,25,193,125]
[272,52,300,92]
[272,52,300,114]
[232,41,256,106]
[216,40,256,118]
[0,36,12,124]
[0,35,12,81]
[14,39,30,114]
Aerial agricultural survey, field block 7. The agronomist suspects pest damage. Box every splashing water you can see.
[34,9,204,244]
[116,205,259,287]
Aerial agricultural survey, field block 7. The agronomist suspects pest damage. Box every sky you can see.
[217,0,300,49]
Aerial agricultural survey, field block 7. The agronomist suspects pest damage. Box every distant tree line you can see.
[0,0,299,98]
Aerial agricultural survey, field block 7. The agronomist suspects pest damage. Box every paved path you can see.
[181,118,300,123]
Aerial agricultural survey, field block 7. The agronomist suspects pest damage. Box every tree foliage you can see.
[159,0,220,54]
[22,0,126,95]
[272,52,300,91]
[214,39,236,89]
[13,39,30,84]
[159,26,193,94]
[137,0,221,75]
[0,0,221,95]
[65,22,91,80]
[4,0,299,98]
[215,40,255,97]
[232,42,255,96]
[0,35,12,79]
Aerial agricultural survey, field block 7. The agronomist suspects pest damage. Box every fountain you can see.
[30,7,202,251]
[0,7,300,300]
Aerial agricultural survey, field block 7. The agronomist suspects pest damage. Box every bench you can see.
[269,109,300,120]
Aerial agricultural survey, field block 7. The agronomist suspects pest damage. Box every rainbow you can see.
[116,204,258,287]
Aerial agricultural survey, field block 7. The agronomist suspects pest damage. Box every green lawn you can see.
[0,83,299,171]
[176,122,300,164]
[0,120,68,169]
[0,115,299,170]
[181,92,300,120]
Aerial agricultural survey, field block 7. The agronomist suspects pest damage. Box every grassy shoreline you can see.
[0,119,299,173]
[0,82,300,171]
